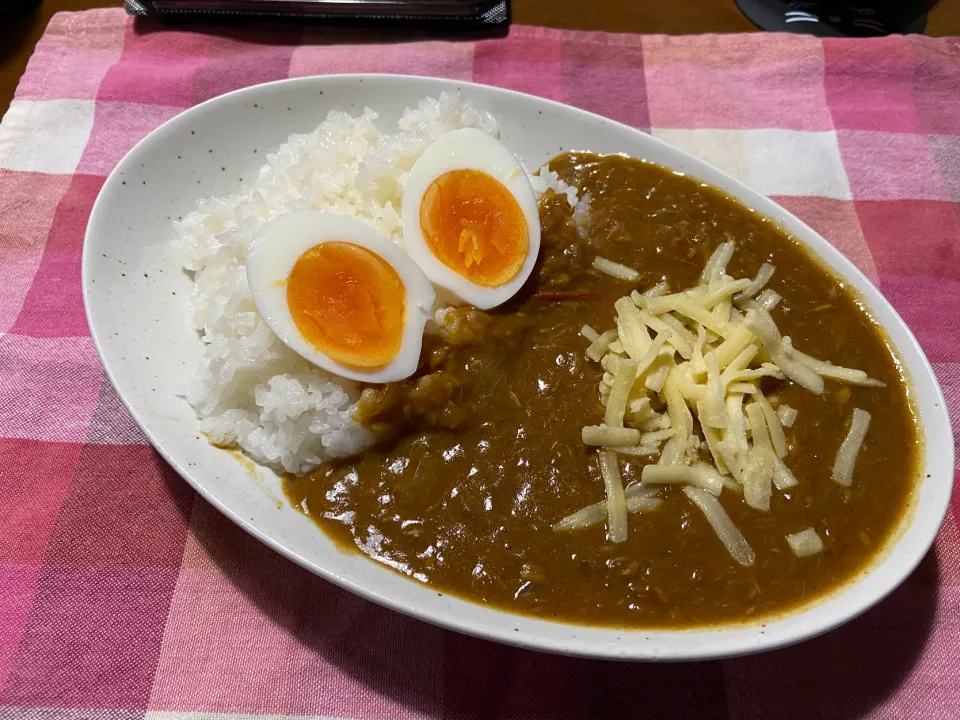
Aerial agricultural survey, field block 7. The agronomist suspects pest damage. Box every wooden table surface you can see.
[2,0,959,114]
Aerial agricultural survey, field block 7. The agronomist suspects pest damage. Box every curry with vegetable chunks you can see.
[284,153,920,628]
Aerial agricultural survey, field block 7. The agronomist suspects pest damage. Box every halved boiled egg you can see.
[246,211,435,383]
[401,128,540,309]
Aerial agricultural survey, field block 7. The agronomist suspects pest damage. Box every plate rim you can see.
[82,73,954,661]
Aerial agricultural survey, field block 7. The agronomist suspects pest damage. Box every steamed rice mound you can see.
[174,92,586,474]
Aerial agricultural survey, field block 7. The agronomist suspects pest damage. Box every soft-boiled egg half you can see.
[402,128,540,309]
[246,211,436,383]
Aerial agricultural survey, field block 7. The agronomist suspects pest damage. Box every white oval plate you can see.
[83,75,953,661]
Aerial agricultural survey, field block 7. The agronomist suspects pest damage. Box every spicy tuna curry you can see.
[283,153,920,629]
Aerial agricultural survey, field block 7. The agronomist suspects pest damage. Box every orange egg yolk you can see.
[286,242,406,369]
[419,169,528,288]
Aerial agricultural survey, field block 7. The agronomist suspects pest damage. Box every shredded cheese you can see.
[658,437,683,466]
[629,397,652,423]
[683,487,755,567]
[741,445,774,511]
[664,371,693,454]
[745,402,772,453]
[615,297,652,358]
[699,412,730,475]
[713,298,733,323]
[772,454,799,490]
[642,464,724,496]
[756,392,787,458]
[658,314,697,358]
[640,428,676,445]
[777,404,798,428]
[724,393,749,460]
[586,329,617,362]
[832,408,871,486]
[702,351,727,428]
[734,262,775,302]
[582,425,641,447]
[634,331,671,381]
[567,242,884,553]
[553,484,661,532]
[696,279,753,309]
[604,359,639,427]
[637,415,663,431]
[593,256,640,281]
[700,241,735,285]
[653,296,731,337]
[644,363,670,393]
[744,308,824,394]
[715,325,755,369]
[755,288,781,311]
[786,527,824,557]
[599,450,628,542]
[788,344,886,388]
[715,439,742,482]
[672,362,705,403]
[643,279,670,297]
[610,445,660,457]
[580,324,600,343]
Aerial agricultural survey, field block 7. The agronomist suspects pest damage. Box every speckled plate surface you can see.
[82,75,953,660]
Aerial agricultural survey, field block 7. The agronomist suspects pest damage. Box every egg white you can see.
[401,128,541,310]
[246,210,436,383]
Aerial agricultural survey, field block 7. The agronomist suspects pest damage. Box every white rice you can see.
[174,91,589,474]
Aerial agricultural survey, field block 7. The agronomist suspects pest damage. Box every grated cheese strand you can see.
[644,362,671,393]
[777,404,798,428]
[683,487,755,567]
[702,351,727,428]
[582,425,641,447]
[755,288,781,311]
[788,344,887,388]
[610,445,661,458]
[586,329,617,362]
[580,324,600,343]
[786,527,824,557]
[697,278,753,309]
[655,296,732,337]
[744,308,825,394]
[615,297,652,358]
[746,402,772,452]
[604,359,639,428]
[599,451,628,543]
[664,370,693,456]
[772,454,799,490]
[658,437,683,466]
[593,256,640,281]
[553,484,661,532]
[643,279,670,297]
[700,241,736,285]
[724,393,749,461]
[714,325,755,369]
[659,314,697,358]
[699,415,730,476]
[756,392,788,458]
[741,445,774,512]
[641,464,725,496]
[734,262,775,302]
[832,408,871,486]
[634,331,672,382]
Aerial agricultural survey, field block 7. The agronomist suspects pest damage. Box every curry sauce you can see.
[283,153,920,628]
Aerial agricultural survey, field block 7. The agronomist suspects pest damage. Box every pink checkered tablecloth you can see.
[1,8,959,718]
